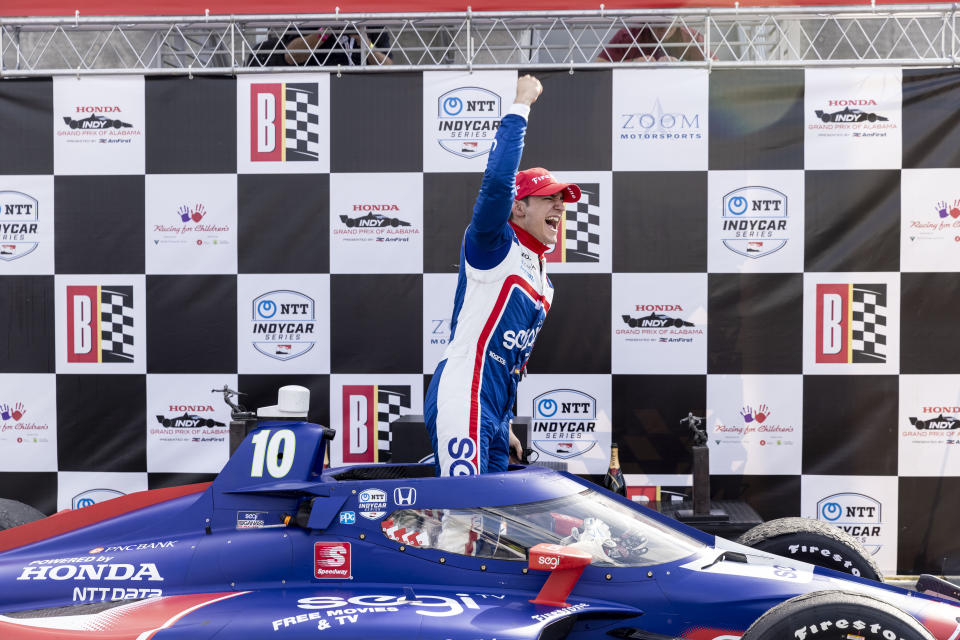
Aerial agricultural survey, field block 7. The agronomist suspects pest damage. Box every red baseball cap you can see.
[515,168,581,202]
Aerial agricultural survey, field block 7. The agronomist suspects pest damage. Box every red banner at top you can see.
[0,0,935,18]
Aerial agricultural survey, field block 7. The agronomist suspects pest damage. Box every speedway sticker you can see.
[314,542,351,579]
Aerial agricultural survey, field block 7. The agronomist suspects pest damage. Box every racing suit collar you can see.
[509,220,550,256]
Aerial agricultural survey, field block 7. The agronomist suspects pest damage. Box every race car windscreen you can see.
[381,488,706,567]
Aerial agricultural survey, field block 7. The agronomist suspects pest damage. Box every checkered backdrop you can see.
[2,68,960,574]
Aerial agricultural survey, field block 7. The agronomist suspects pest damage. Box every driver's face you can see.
[512,192,566,246]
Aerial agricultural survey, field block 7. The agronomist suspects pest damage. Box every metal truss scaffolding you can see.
[1,4,958,76]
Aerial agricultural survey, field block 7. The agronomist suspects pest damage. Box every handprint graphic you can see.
[191,203,207,223]
[177,204,191,223]
[11,402,25,421]
[740,406,754,423]
[0,404,9,421]
[755,404,770,423]
[951,199,960,219]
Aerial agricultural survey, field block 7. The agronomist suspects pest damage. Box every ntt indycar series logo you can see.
[532,390,598,460]
[250,290,316,361]
[817,492,882,554]
[436,87,502,158]
[0,191,40,262]
[721,186,788,259]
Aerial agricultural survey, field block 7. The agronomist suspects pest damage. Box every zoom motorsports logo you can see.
[618,98,703,142]
[531,390,598,459]
[250,290,317,361]
[436,87,502,158]
[0,191,40,261]
[721,186,788,259]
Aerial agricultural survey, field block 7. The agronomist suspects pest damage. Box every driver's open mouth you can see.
[546,215,561,231]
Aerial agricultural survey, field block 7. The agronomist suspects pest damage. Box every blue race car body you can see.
[0,414,958,640]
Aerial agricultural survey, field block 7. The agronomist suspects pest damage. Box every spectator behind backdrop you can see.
[248,26,393,67]
[595,23,713,62]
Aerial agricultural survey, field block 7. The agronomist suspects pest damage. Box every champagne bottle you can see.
[603,442,627,496]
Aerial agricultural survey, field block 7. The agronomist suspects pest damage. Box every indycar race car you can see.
[62,114,133,129]
[814,107,889,123]
[0,386,959,640]
[339,213,411,228]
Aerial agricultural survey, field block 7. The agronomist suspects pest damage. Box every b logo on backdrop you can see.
[66,286,135,363]
[815,284,887,364]
[0,191,39,261]
[250,83,321,162]
[341,385,411,463]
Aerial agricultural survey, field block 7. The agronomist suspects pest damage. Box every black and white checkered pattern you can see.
[99,286,135,363]
[2,69,960,574]
[851,284,887,363]
[565,183,601,262]
[285,83,321,161]
[377,385,411,454]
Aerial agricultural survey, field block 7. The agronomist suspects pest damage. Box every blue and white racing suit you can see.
[425,105,553,477]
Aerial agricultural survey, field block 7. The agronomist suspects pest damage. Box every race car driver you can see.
[424,74,581,481]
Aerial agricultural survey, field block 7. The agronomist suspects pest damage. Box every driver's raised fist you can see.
[515,75,543,106]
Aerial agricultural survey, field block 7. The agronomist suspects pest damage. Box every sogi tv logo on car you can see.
[314,542,351,579]
[0,191,40,262]
[250,290,317,361]
[721,186,789,259]
[817,492,883,554]
[531,390,598,460]
[436,87,502,158]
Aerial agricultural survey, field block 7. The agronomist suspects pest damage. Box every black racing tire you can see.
[737,517,883,581]
[0,498,45,531]
[741,591,933,640]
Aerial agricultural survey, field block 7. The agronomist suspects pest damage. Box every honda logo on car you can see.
[17,561,163,581]
[314,542,351,579]
[393,487,416,506]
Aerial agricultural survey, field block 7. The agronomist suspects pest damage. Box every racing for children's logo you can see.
[250,290,317,361]
[250,82,321,162]
[904,198,960,245]
[544,183,601,264]
[712,403,795,447]
[531,390,599,460]
[0,191,39,262]
[66,285,135,363]
[0,401,50,446]
[721,186,788,259]
[152,203,231,248]
[341,385,412,464]
[814,283,887,364]
[435,87,502,158]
